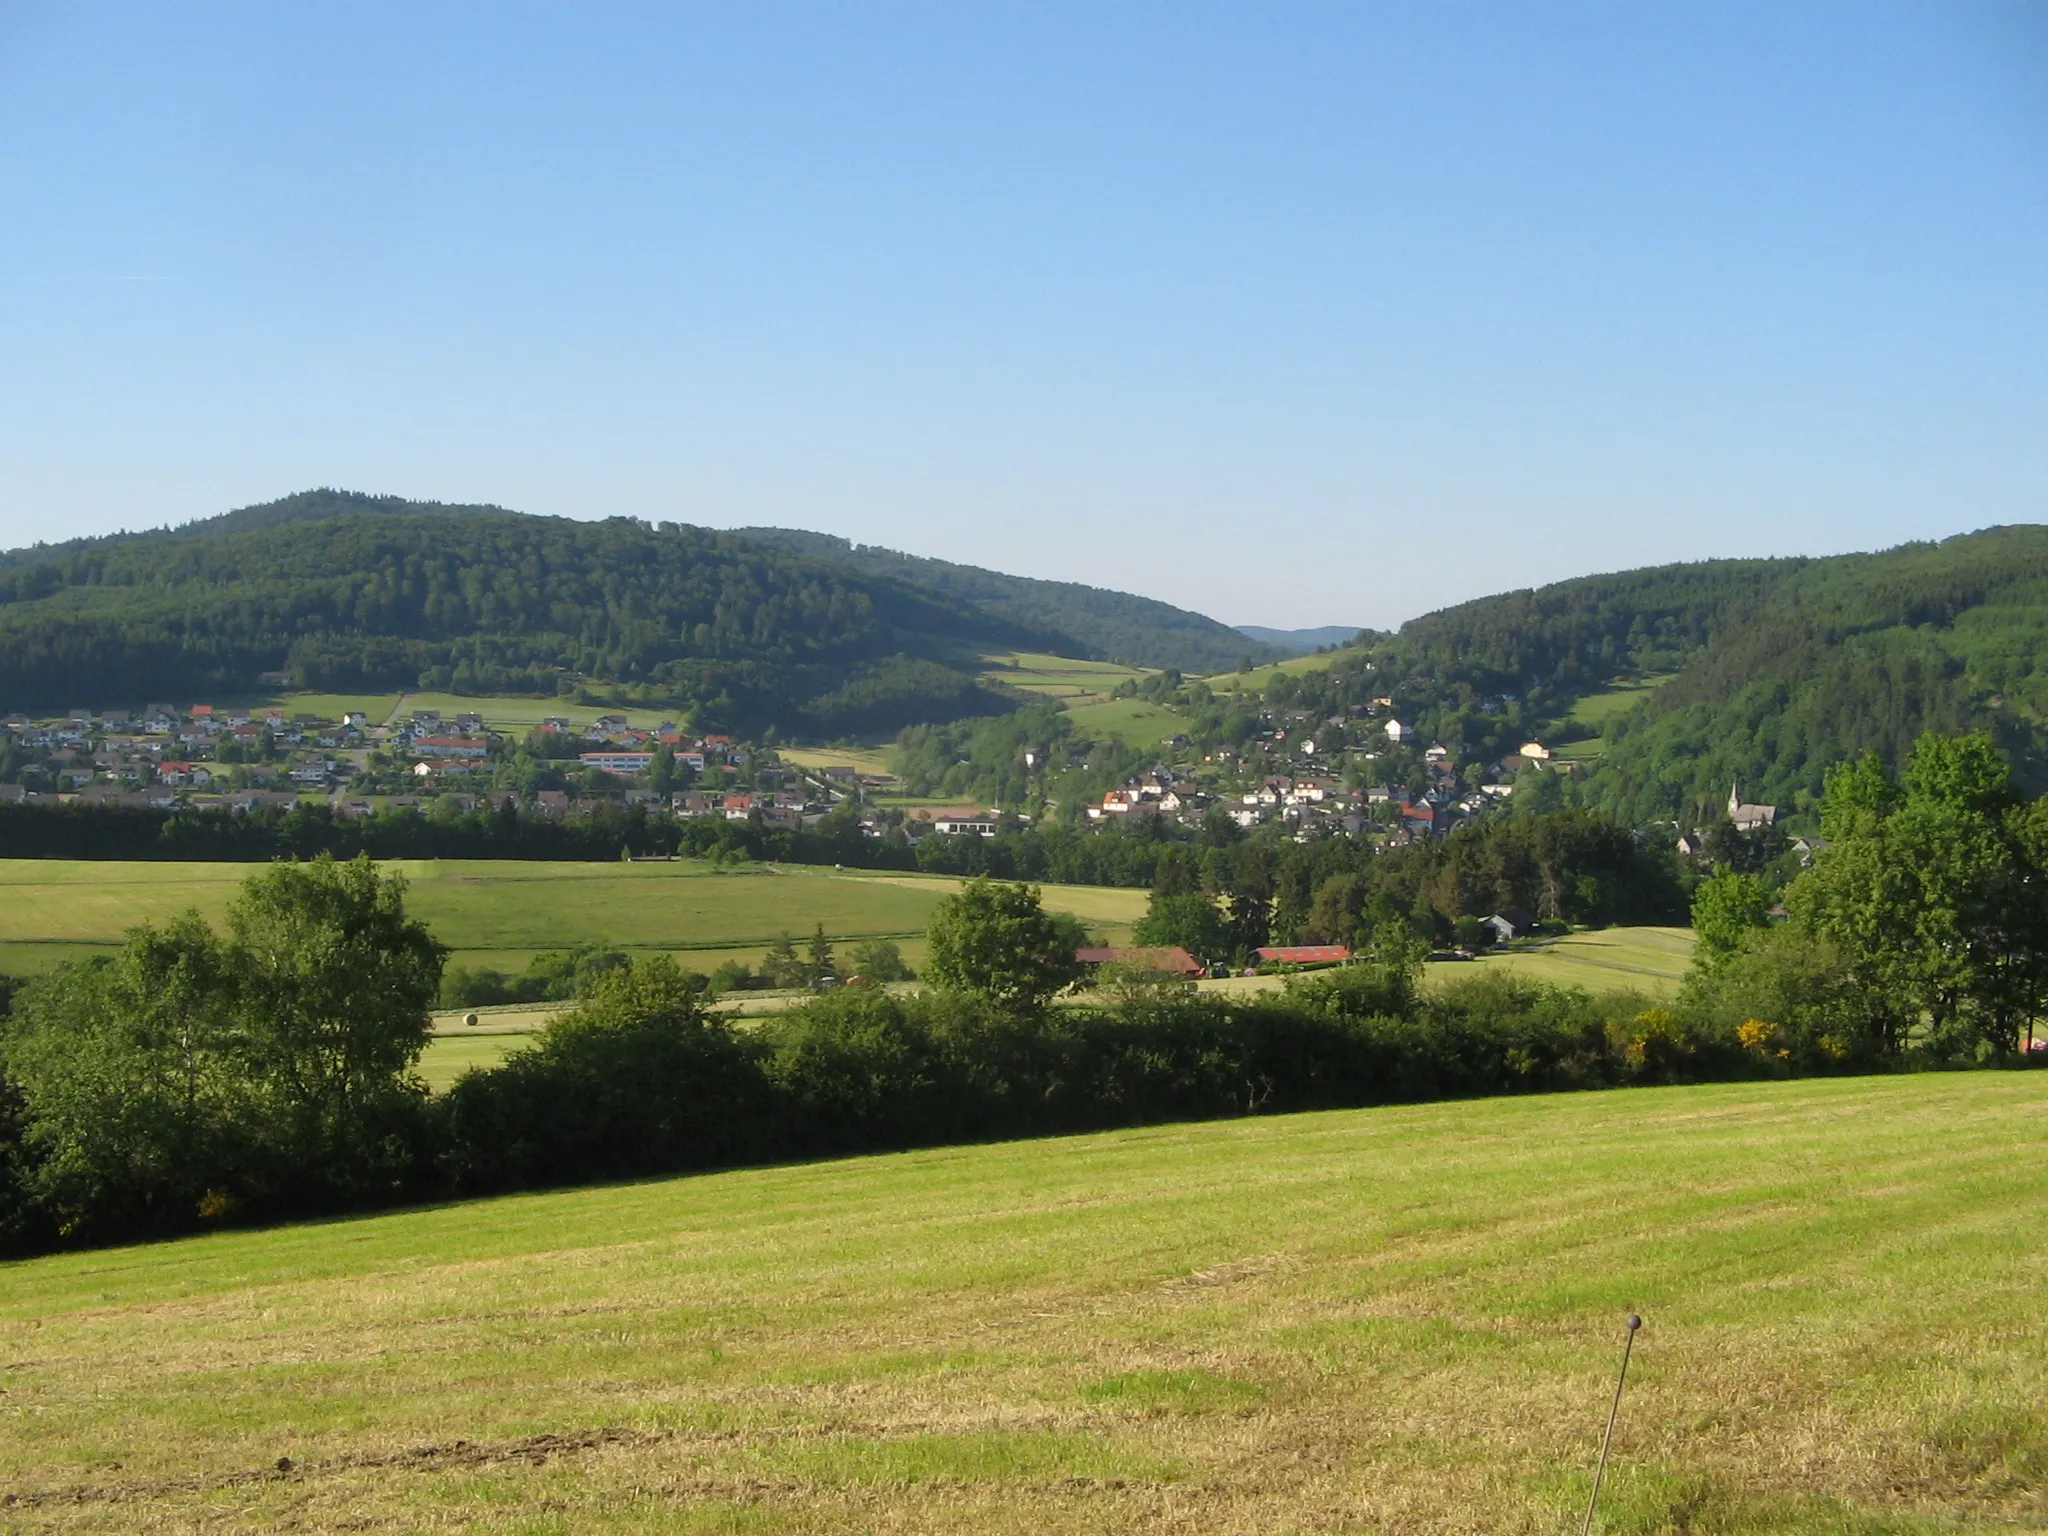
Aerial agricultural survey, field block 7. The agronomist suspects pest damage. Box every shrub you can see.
[442,958,771,1192]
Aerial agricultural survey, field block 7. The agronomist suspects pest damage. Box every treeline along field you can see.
[0,794,1693,959]
[0,851,1721,1253]
[4,732,2044,1257]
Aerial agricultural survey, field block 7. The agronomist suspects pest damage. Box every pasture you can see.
[774,745,898,778]
[1202,646,1357,694]
[1457,925,1695,995]
[0,858,1149,977]
[1,1072,2039,1532]
[1188,926,1695,1006]
[230,690,686,732]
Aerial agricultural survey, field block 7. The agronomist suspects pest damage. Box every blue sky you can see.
[1,3,2043,629]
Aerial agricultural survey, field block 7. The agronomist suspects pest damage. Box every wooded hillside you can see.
[726,527,1279,673]
[1283,525,2048,821]
[0,491,1280,729]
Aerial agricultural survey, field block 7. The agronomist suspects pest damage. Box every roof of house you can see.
[1255,945,1350,963]
[1074,945,1204,976]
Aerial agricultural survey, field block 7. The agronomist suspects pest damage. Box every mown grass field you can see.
[773,746,898,778]
[2,1072,2040,1532]
[1455,925,1695,995]
[1200,927,1694,1003]
[0,859,1149,978]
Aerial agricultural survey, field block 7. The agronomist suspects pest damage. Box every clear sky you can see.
[2,3,2043,631]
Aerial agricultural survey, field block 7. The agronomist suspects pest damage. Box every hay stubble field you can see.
[1,1072,2041,1533]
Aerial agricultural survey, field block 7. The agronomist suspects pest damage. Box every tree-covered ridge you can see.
[0,488,502,572]
[0,490,1277,730]
[1268,525,2048,824]
[1377,556,1799,693]
[1588,526,2048,820]
[0,504,1048,732]
[726,527,1283,674]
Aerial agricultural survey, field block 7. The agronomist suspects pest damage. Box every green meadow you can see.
[1195,926,1698,1009]
[1,1072,2039,1532]
[0,859,1148,979]
[1562,674,1676,732]
[1204,647,1357,694]
[1456,925,1696,994]
[220,690,687,732]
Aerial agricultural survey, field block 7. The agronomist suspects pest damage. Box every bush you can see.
[847,938,915,983]
[442,959,770,1192]
[441,966,517,1008]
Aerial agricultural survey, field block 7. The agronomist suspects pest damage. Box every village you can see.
[0,692,1611,844]
[0,692,1791,871]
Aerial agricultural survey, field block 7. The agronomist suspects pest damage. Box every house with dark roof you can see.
[1728,781,1778,832]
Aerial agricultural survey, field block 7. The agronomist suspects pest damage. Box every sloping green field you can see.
[0,859,1149,977]
[1458,926,1697,995]
[1,1073,2041,1532]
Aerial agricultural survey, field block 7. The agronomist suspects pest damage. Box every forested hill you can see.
[0,491,1270,733]
[726,528,1280,673]
[0,496,1071,732]
[0,489,501,571]
[1278,526,2048,822]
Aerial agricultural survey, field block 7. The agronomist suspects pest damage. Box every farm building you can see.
[1254,945,1350,965]
[1074,946,1204,978]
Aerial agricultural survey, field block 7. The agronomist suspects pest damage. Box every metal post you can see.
[1581,1313,1642,1536]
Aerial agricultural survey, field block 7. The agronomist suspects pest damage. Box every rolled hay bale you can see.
[464,1012,480,1028]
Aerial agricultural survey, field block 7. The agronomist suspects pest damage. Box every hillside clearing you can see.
[1203,647,1360,693]
[1,1073,2039,1531]
[1561,675,1677,733]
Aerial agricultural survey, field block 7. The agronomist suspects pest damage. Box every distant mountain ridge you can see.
[1233,624,1366,653]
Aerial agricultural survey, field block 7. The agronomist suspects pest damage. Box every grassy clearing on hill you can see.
[1561,675,1676,733]
[0,860,1147,975]
[1059,696,1188,747]
[1,1072,2039,1532]
[774,745,898,777]
[1203,647,1358,694]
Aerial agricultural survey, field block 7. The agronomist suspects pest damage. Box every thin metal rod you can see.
[1582,1314,1641,1536]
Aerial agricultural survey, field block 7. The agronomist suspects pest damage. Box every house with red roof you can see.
[1074,946,1205,977]
[1255,945,1350,965]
